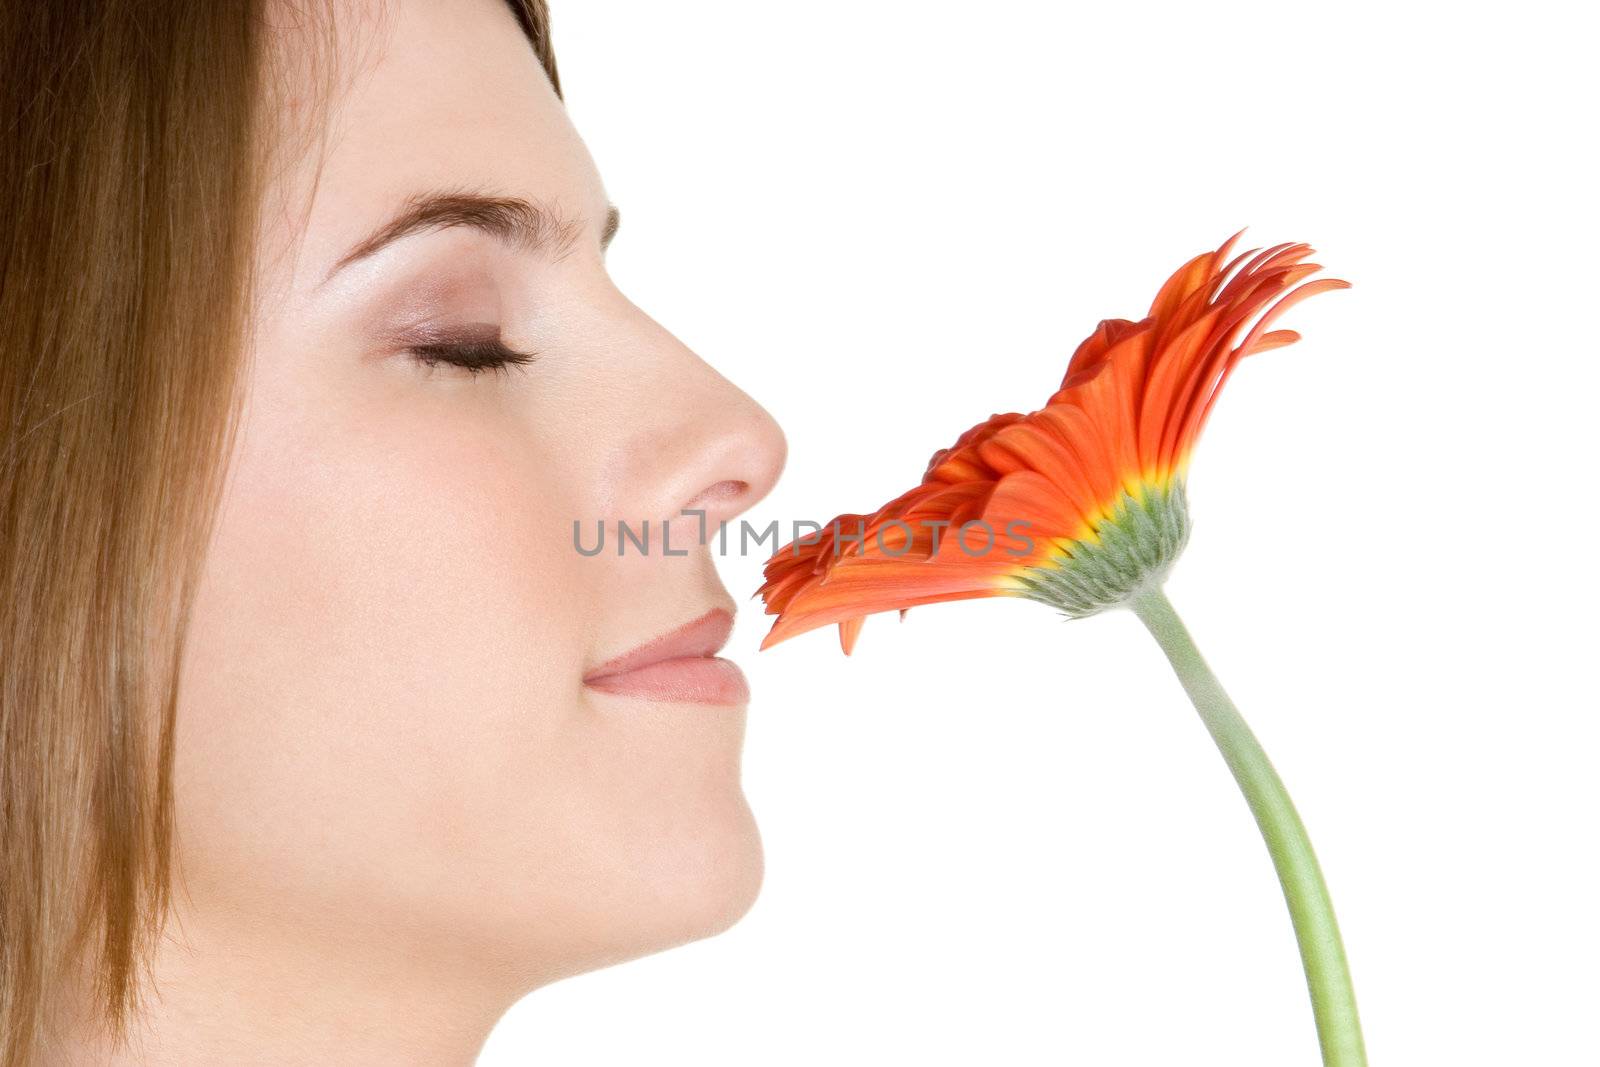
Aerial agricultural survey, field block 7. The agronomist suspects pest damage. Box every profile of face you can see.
[167,0,785,1025]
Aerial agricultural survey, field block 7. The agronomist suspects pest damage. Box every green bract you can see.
[1011,482,1190,618]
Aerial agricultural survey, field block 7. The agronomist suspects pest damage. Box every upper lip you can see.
[583,606,736,681]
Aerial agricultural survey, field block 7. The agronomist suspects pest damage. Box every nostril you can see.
[683,479,746,513]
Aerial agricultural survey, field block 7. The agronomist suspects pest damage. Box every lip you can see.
[583,607,749,706]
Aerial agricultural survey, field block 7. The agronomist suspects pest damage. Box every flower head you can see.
[756,232,1348,653]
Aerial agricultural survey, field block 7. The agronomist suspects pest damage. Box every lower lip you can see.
[584,656,749,706]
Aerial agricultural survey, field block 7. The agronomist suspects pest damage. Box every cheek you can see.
[175,388,587,917]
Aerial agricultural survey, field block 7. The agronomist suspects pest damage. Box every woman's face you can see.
[175,0,784,992]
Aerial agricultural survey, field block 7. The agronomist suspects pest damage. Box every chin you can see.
[496,788,765,988]
[619,786,766,964]
[669,791,765,944]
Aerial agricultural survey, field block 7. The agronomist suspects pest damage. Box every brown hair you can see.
[0,3,560,1062]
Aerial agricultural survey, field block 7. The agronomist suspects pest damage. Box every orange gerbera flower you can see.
[757,232,1349,653]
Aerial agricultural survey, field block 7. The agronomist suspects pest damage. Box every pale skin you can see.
[53,0,786,1062]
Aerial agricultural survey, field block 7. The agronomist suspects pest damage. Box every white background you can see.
[483,2,1599,1063]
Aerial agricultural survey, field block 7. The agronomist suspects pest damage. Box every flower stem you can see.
[1128,585,1367,1066]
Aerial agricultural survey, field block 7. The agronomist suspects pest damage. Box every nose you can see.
[608,313,786,537]
[650,374,786,534]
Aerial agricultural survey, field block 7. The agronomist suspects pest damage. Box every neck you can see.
[48,897,530,1067]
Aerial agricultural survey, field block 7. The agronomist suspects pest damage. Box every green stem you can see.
[1128,585,1367,1066]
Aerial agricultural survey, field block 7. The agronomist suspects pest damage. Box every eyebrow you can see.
[322,191,621,284]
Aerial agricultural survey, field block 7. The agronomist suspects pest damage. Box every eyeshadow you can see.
[371,264,507,351]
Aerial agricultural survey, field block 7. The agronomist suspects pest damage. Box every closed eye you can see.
[406,338,539,378]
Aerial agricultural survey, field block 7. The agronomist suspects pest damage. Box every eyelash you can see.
[405,338,539,378]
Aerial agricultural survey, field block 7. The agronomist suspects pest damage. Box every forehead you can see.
[264,0,603,292]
